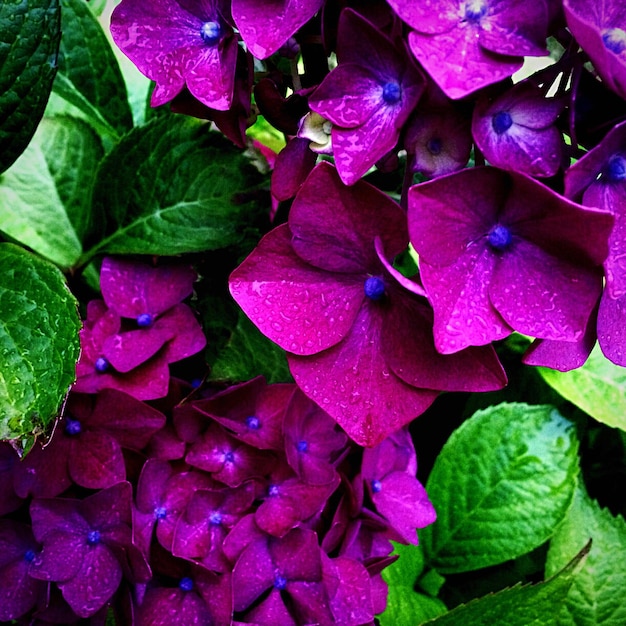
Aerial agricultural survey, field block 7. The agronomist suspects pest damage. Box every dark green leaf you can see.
[422,544,589,626]
[84,115,269,260]
[54,0,132,138]
[0,0,60,174]
[546,484,626,625]
[421,403,579,573]
[0,244,80,446]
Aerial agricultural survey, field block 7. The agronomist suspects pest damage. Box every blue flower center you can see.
[268,484,279,497]
[371,479,382,493]
[364,276,385,301]
[64,418,82,436]
[274,574,288,590]
[94,357,110,373]
[136,313,153,327]
[154,506,167,520]
[488,224,513,250]
[427,137,443,155]
[606,155,626,182]
[179,577,194,592]
[200,21,222,46]
[24,549,36,563]
[602,28,626,55]
[87,530,101,545]
[224,451,235,463]
[382,82,402,105]
[297,440,308,452]
[492,111,513,134]
[209,511,223,525]
[246,415,260,430]
[464,0,488,21]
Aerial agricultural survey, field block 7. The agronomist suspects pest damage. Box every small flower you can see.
[472,81,564,177]
[309,9,425,185]
[111,0,239,109]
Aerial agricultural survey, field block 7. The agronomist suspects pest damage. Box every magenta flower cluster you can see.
[0,258,435,624]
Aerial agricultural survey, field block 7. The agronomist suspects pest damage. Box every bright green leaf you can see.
[53,0,132,139]
[421,403,579,573]
[0,136,82,268]
[539,344,626,432]
[83,115,268,260]
[546,484,626,625]
[0,244,80,446]
[0,0,60,174]
[421,544,589,626]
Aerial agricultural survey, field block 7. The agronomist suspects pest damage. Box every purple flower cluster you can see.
[0,259,436,623]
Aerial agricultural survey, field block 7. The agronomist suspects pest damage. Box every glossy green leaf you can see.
[546,484,626,625]
[422,544,589,626]
[0,0,60,174]
[53,0,132,138]
[84,115,268,260]
[0,244,80,445]
[539,344,626,432]
[421,403,579,573]
[0,133,82,268]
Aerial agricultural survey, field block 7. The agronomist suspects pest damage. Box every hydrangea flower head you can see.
[388,0,549,98]
[110,0,238,109]
[309,9,425,185]
[408,166,614,354]
[230,162,506,445]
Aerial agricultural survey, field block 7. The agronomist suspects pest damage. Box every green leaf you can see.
[0,131,83,268]
[0,0,60,174]
[546,484,626,625]
[84,115,268,260]
[421,403,579,573]
[210,310,293,384]
[0,244,80,446]
[35,115,104,244]
[539,344,626,432]
[380,543,448,625]
[421,544,589,626]
[53,0,132,138]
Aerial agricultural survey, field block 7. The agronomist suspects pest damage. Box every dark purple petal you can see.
[491,239,603,341]
[156,304,207,363]
[67,430,126,489]
[231,0,324,59]
[270,527,323,582]
[243,588,297,625]
[289,162,408,274]
[598,290,626,366]
[0,443,23,515]
[229,223,364,355]
[272,137,318,202]
[100,257,197,319]
[418,251,512,353]
[103,328,171,373]
[58,544,122,617]
[288,301,439,446]
[232,535,275,611]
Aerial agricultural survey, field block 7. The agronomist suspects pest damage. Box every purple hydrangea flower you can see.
[14,390,165,498]
[230,162,506,446]
[563,0,626,100]
[309,9,425,185]
[0,521,46,621]
[388,0,549,98]
[472,81,564,178]
[565,120,626,365]
[29,482,149,618]
[110,0,239,109]
[231,0,324,59]
[408,166,614,353]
